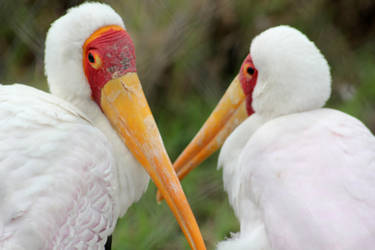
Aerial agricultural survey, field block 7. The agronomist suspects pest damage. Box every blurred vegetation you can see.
[1,0,375,249]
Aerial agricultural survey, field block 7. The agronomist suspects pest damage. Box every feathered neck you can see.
[44,2,149,216]
[250,25,331,119]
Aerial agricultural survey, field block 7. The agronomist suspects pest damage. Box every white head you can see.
[43,3,206,247]
[250,25,331,118]
[158,25,332,191]
[45,2,125,113]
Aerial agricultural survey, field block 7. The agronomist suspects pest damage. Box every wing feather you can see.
[0,84,119,249]
[237,109,375,250]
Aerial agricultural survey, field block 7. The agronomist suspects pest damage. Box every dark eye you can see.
[87,51,102,69]
[246,66,255,75]
[88,52,95,63]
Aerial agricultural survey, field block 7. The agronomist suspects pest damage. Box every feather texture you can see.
[44,1,149,216]
[0,2,151,249]
[215,26,375,250]
[0,84,119,249]
[219,109,375,249]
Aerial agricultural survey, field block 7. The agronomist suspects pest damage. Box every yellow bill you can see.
[157,76,248,202]
[101,72,206,250]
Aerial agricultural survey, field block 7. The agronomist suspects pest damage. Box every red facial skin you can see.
[238,54,258,115]
[83,28,137,105]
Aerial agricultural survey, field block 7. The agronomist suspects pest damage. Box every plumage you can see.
[0,84,118,249]
[0,2,206,249]
[44,3,149,215]
[219,109,375,249]
[163,25,375,250]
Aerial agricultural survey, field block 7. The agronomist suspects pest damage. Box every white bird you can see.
[157,25,375,249]
[0,3,206,250]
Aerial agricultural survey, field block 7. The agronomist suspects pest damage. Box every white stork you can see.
[157,25,375,249]
[0,3,206,250]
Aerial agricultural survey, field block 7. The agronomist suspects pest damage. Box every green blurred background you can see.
[1,0,374,249]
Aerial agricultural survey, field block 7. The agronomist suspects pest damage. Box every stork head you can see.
[250,25,331,117]
[156,25,331,201]
[45,3,205,249]
[45,3,126,106]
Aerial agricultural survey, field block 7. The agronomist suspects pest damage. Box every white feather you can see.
[237,109,375,250]
[0,84,118,249]
[45,2,125,106]
[217,26,375,249]
[0,2,149,248]
[251,26,331,119]
[44,2,149,216]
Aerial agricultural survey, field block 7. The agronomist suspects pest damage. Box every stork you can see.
[157,25,375,249]
[0,3,205,250]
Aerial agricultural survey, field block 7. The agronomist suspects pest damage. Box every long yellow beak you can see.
[156,76,248,202]
[101,72,206,250]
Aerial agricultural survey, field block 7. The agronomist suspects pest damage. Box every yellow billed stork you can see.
[157,25,375,249]
[0,2,205,250]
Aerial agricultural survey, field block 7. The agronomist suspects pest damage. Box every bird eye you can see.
[88,52,95,63]
[87,50,102,69]
[243,63,255,78]
[246,66,255,75]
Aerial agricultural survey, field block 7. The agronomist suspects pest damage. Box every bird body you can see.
[160,25,375,250]
[44,1,149,217]
[0,2,206,249]
[218,108,375,249]
[0,84,120,249]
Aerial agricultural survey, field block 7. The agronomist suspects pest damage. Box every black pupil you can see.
[246,66,255,75]
[88,53,95,63]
